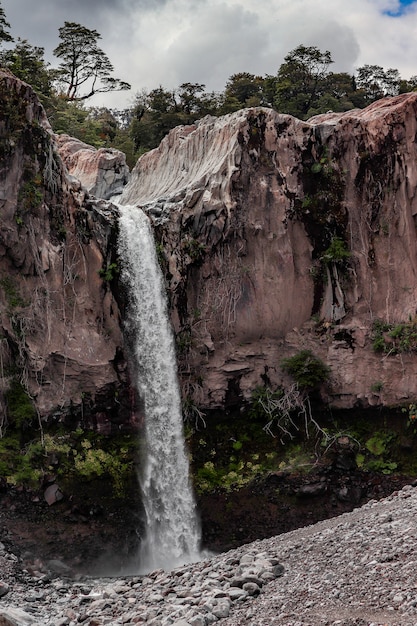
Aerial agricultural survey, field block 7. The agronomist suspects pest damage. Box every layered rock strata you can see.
[56,134,129,200]
[120,95,417,410]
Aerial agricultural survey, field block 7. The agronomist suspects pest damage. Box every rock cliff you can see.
[56,134,129,200]
[120,94,417,411]
[3,67,417,425]
[0,70,132,431]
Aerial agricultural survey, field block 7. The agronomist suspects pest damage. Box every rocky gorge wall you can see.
[3,68,417,430]
[0,70,133,432]
[120,94,417,413]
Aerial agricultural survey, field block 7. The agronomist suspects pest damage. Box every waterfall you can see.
[118,204,202,573]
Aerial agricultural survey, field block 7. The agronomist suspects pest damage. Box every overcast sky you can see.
[2,0,417,109]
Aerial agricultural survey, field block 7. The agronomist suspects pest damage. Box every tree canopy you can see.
[53,21,131,101]
[0,0,416,165]
[274,45,334,117]
[0,1,12,46]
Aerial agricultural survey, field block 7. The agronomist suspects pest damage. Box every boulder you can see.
[56,135,129,199]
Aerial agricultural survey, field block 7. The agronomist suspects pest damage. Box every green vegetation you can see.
[322,236,351,266]
[370,381,384,393]
[0,277,26,308]
[5,379,36,429]
[18,175,44,215]
[1,0,416,160]
[371,318,417,354]
[281,350,330,390]
[195,455,266,494]
[0,2,12,46]
[354,431,398,475]
[53,22,130,101]
[0,427,136,497]
[182,238,206,263]
[98,262,119,282]
[176,329,192,353]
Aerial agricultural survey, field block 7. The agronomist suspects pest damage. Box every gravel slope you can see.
[221,484,417,626]
[1,484,417,625]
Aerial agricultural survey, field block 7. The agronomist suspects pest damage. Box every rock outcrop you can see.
[4,67,417,423]
[56,134,129,200]
[120,95,417,411]
[0,70,131,430]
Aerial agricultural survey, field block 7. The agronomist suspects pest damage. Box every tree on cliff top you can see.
[53,21,131,101]
[0,1,13,46]
[274,45,334,118]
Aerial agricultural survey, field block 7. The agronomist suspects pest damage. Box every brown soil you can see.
[0,465,413,576]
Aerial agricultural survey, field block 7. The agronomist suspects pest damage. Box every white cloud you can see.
[3,0,417,108]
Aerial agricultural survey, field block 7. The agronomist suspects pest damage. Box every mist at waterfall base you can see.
[117,204,205,575]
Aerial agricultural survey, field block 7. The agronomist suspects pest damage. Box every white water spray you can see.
[118,204,202,573]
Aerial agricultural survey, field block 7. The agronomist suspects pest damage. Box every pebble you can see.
[1,485,417,625]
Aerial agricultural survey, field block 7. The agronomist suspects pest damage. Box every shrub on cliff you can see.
[281,350,330,390]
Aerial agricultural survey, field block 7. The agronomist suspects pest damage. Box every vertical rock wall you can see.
[0,70,131,430]
[120,95,417,411]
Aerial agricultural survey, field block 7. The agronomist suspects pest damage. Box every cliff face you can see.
[0,70,131,431]
[120,94,417,411]
[56,134,129,200]
[3,68,417,423]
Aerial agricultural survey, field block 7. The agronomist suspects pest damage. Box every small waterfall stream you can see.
[118,204,202,573]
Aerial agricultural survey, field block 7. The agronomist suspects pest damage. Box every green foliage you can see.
[402,403,417,428]
[51,100,117,148]
[5,379,36,428]
[281,350,330,389]
[249,386,283,420]
[18,175,44,217]
[0,2,13,46]
[370,381,384,393]
[0,427,135,497]
[273,45,334,119]
[176,329,192,353]
[0,38,56,111]
[155,242,165,266]
[221,72,265,113]
[72,441,130,497]
[53,21,130,101]
[194,454,267,494]
[0,277,26,308]
[182,238,206,262]
[365,433,388,456]
[321,236,351,266]
[355,64,400,104]
[98,262,118,282]
[361,431,398,474]
[371,318,417,354]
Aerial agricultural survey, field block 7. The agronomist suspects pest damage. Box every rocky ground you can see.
[1,484,417,625]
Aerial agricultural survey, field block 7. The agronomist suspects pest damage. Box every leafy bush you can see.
[5,380,36,428]
[321,236,351,266]
[281,350,330,389]
[371,318,417,354]
[98,262,119,282]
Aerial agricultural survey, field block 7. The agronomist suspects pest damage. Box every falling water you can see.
[118,204,202,573]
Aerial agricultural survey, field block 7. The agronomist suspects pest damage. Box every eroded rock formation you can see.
[56,134,129,200]
[0,70,131,430]
[3,67,417,424]
[120,95,417,411]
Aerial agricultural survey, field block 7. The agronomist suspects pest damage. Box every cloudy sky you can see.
[2,0,417,109]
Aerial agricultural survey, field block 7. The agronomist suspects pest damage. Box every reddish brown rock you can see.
[120,94,417,411]
[0,70,131,428]
[56,134,129,200]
